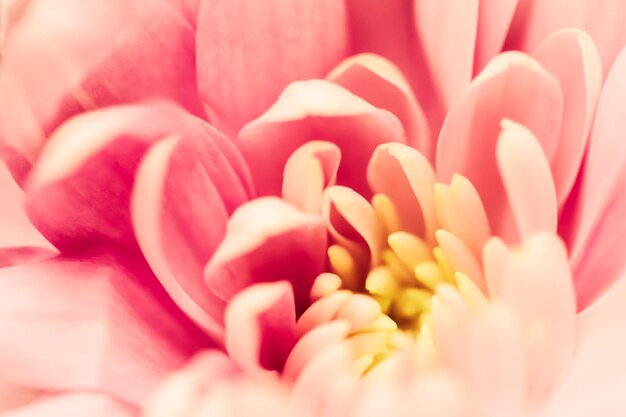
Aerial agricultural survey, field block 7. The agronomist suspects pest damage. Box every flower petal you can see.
[569,47,626,309]
[415,0,478,109]
[225,282,296,378]
[328,53,431,158]
[196,0,348,136]
[474,0,519,73]
[533,29,603,208]
[237,80,406,197]
[496,120,558,239]
[205,197,327,314]
[437,52,563,242]
[1,393,137,417]
[0,256,206,405]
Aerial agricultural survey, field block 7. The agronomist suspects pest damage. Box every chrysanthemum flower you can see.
[1,1,626,416]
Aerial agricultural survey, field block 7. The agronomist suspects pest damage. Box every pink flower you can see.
[1,1,626,416]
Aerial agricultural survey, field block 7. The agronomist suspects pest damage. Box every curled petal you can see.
[238,80,406,197]
[205,197,327,314]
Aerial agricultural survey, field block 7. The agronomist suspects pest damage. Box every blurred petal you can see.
[533,29,603,208]
[205,198,327,314]
[0,257,205,405]
[570,47,626,309]
[238,80,405,197]
[1,393,137,417]
[196,0,348,136]
[437,52,562,242]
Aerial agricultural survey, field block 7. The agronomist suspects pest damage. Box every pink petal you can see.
[328,54,431,158]
[131,122,251,341]
[26,102,242,255]
[533,29,603,208]
[225,282,296,378]
[0,158,52,250]
[569,47,626,310]
[237,80,406,197]
[0,0,203,182]
[0,247,56,268]
[282,141,341,214]
[437,52,563,243]
[507,0,626,79]
[415,0,478,109]
[540,276,626,417]
[0,257,206,405]
[485,233,576,410]
[196,0,348,136]
[1,393,137,417]
[474,0,519,73]
[435,230,486,294]
[367,143,437,240]
[496,120,558,239]
[205,197,327,314]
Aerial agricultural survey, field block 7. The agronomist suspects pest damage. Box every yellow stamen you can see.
[372,194,401,235]
[388,232,432,270]
[414,261,445,290]
[328,244,360,290]
[433,246,456,284]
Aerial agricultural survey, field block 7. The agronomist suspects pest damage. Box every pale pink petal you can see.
[0,158,52,250]
[431,286,525,417]
[205,197,327,314]
[435,230,486,293]
[437,52,563,243]
[282,141,341,214]
[322,186,386,266]
[296,291,353,337]
[225,282,296,378]
[444,174,491,260]
[485,233,576,410]
[196,0,348,136]
[415,0,478,109]
[496,120,558,239]
[0,257,206,405]
[540,275,626,417]
[507,0,626,79]
[328,54,431,158]
[569,47,626,310]
[367,143,436,240]
[1,393,137,417]
[533,29,603,208]
[474,0,519,73]
[144,350,241,417]
[0,381,40,413]
[237,80,406,197]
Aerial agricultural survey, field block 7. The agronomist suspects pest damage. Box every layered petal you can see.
[0,0,203,181]
[0,256,206,405]
[474,0,519,73]
[238,80,406,197]
[569,47,626,309]
[205,198,327,314]
[437,52,563,242]
[196,0,348,136]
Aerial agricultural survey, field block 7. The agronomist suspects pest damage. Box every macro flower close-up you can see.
[1,0,626,416]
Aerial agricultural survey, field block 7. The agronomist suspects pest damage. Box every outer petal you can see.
[474,0,519,73]
[0,256,206,405]
[437,52,563,242]
[533,29,603,208]
[507,0,626,78]
[540,276,626,417]
[415,0,478,109]
[196,0,348,136]
[569,47,626,309]
[1,393,137,417]
[0,0,203,181]
[0,158,51,250]
[205,198,327,314]
[237,80,406,197]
